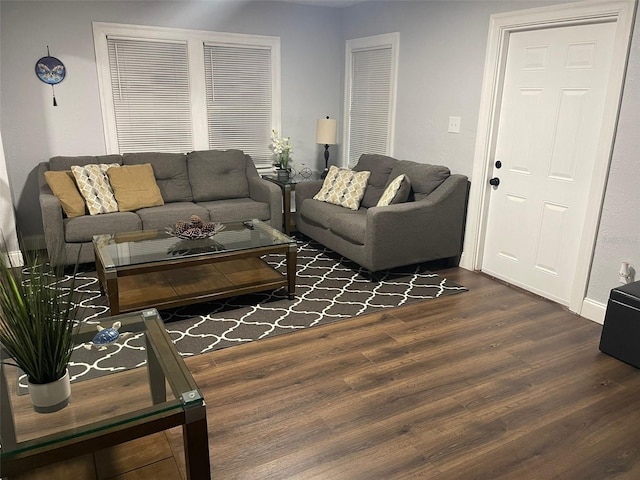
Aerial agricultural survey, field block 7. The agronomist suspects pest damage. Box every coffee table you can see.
[93,219,297,315]
[0,308,210,479]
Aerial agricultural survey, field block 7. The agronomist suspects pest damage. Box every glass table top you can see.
[0,308,202,457]
[93,219,295,270]
[262,171,322,186]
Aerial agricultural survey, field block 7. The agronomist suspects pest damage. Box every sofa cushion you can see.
[107,164,165,212]
[313,166,371,211]
[353,154,397,207]
[389,161,450,201]
[136,202,210,231]
[122,152,192,202]
[329,210,367,245]
[64,212,141,242]
[50,155,122,171]
[187,150,249,201]
[71,164,121,215]
[376,174,411,207]
[44,170,86,218]
[299,198,339,229]
[199,198,270,224]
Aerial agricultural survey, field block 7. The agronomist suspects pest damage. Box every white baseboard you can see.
[581,298,607,325]
[6,249,24,267]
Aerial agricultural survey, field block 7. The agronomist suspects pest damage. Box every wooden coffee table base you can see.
[97,247,297,315]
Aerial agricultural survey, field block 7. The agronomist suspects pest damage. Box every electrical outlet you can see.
[448,116,461,134]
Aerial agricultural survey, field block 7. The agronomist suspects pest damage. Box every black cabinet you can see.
[600,280,640,368]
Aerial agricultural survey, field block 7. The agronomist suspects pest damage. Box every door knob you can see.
[489,177,500,187]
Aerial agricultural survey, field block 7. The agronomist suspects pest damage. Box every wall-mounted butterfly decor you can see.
[35,46,65,106]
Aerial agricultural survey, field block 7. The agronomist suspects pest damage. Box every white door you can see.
[482,22,616,305]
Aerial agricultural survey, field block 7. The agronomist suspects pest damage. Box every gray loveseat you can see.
[294,154,468,272]
[38,149,282,265]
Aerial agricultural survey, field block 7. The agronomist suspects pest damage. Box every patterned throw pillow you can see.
[376,174,411,207]
[71,164,120,215]
[313,166,371,211]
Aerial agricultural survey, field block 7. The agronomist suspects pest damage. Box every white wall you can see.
[0,131,21,262]
[340,0,565,177]
[0,0,343,239]
[586,8,640,306]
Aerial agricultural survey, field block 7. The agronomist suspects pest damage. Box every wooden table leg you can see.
[0,362,17,451]
[95,244,106,294]
[104,271,120,315]
[146,334,167,405]
[286,244,297,299]
[283,184,294,235]
[183,402,210,480]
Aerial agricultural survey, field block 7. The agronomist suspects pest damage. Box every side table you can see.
[262,172,320,235]
[0,309,210,479]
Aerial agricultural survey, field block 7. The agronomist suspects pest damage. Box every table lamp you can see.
[316,116,337,179]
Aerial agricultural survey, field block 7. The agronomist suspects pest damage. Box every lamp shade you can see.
[316,117,337,145]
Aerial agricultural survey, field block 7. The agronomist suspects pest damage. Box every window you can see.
[204,44,273,164]
[344,33,399,168]
[93,23,280,168]
[107,37,193,153]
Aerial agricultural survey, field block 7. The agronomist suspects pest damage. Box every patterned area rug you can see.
[19,238,467,389]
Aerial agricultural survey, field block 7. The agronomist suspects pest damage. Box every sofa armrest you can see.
[365,174,469,266]
[294,180,323,207]
[247,176,283,231]
[39,189,67,264]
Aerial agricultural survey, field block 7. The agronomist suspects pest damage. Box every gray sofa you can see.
[38,149,283,265]
[294,154,468,272]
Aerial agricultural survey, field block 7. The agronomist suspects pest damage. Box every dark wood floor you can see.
[17,267,640,479]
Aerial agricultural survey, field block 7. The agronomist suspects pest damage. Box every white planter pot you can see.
[28,369,71,413]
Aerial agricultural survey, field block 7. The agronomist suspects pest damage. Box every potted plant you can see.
[0,247,80,413]
[271,129,293,179]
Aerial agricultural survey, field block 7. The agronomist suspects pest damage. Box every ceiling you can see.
[276,0,367,7]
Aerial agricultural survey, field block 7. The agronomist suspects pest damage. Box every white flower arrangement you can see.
[271,129,293,169]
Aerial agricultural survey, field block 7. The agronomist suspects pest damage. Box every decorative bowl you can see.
[165,216,225,240]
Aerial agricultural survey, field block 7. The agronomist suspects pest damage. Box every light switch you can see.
[448,116,461,134]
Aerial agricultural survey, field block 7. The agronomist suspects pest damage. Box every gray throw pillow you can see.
[389,161,450,201]
[123,152,192,202]
[187,149,249,201]
[353,154,397,207]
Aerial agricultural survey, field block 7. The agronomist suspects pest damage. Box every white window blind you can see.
[107,37,194,153]
[94,23,281,159]
[204,44,273,168]
[344,33,398,168]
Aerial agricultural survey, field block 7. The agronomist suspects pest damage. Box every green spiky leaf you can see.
[0,249,80,384]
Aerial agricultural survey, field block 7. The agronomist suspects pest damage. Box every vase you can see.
[277,169,289,181]
[28,369,71,413]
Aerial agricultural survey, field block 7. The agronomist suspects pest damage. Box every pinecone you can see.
[201,222,225,235]
[190,215,203,228]
[181,227,202,239]
[174,221,188,235]
[200,223,216,233]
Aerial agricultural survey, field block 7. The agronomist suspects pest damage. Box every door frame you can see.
[460,0,636,315]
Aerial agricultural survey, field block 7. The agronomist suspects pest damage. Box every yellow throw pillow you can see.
[106,163,164,212]
[44,170,86,218]
[313,165,371,211]
[71,163,120,215]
